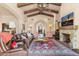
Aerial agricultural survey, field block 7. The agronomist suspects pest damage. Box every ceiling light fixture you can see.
[37,3,49,12]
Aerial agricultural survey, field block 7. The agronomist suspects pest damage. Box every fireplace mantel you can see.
[60,25,78,30]
[60,29,78,49]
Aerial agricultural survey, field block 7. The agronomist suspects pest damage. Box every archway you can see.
[0,4,19,33]
[0,4,25,33]
[34,20,47,33]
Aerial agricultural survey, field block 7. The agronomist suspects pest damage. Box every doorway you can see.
[36,22,45,34]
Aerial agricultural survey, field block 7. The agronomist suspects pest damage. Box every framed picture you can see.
[61,12,74,26]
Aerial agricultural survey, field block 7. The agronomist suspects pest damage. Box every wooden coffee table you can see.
[34,38,49,42]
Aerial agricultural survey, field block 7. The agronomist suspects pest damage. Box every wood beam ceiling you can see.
[17,3,60,17]
[17,3,34,7]
[17,3,61,8]
[27,12,54,17]
[51,3,61,6]
[24,8,59,14]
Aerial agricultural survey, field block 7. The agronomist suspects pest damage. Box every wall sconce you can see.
[49,24,52,28]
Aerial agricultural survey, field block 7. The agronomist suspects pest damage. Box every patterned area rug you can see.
[28,39,79,56]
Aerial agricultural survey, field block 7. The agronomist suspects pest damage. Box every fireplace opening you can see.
[62,33,71,43]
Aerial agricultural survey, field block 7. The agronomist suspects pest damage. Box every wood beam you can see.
[24,8,39,14]
[24,8,59,14]
[17,3,34,7]
[51,3,61,6]
[27,12,40,17]
[27,12,54,17]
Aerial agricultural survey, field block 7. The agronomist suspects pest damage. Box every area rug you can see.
[28,39,79,56]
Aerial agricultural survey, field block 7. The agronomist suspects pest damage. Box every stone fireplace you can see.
[62,33,71,44]
[60,30,78,49]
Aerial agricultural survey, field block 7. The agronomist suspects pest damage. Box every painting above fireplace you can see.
[61,12,74,27]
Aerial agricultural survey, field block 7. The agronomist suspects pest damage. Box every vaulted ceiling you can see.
[17,3,61,17]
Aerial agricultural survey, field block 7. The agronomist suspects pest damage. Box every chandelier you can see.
[37,3,49,11]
